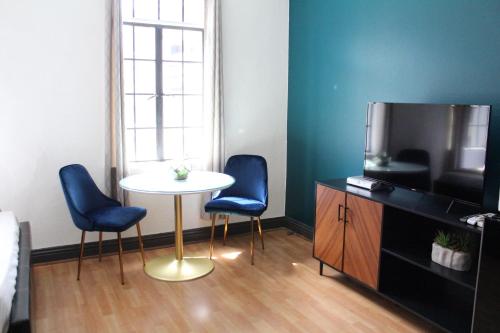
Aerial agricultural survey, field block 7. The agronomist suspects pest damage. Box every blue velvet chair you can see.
[59,164,147,284]
[205,155,268,264]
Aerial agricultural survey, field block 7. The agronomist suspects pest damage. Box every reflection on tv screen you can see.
[364,102,490,204]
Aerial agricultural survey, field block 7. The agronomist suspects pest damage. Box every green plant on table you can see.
[174,166,190,180]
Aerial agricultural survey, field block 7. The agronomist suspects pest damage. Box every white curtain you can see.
[104,0,128,204]
[202,0,225,218]
[203,0,225,173]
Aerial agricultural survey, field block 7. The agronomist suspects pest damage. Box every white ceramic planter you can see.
[431,242,471,272]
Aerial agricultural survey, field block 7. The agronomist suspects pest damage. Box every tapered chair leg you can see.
[136,223,146,266]
[223,215,229,245]
[98,231,103,262]
[257,216,264,250]
[209,214,217,259]
[250,217,255,265]
[77,231,86,280]
[117,232,124,285]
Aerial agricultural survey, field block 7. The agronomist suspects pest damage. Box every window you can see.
[458,107,490,171]
[464,108,489,149]
[122,0,204,168]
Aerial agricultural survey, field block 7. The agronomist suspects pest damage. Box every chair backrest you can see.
[59,164,108,230]
[218,155,268,204]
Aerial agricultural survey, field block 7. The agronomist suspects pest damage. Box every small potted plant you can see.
[173,165,190,181]
[431,230,472,271]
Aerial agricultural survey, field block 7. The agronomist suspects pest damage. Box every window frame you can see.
[122,5,205,164]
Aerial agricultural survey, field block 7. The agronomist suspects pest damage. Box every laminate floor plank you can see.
[33,229,439,333]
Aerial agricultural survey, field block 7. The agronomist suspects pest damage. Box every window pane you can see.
[184,0,204,26]
[135,60,156,94]
[122,25,134,59]
[184,63,202,94]
[124,60,134,93]
[184,30,202,62]
[184,128,202,159]
[163,96,183,127]
[470,110,479,124]
[162,29,182,61]
[126,129,136,161]
[163,62,183,94]
[163,128,183,160]
[134,26,155,60]
[135,129,157,160]
[124,95,135,128]
[121,0,133,20]
[135,95,157,127]
[134,0,158,20]
[184,95,202,127]
[479,110,489,124]
[160,0,182,23]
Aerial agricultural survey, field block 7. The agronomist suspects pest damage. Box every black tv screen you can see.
[364,102,491,205]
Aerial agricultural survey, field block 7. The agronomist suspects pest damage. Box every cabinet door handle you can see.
[345,207,350,223]
[338,204,344,222]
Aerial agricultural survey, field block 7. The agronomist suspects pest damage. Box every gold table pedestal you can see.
[144,255,215,282]
[144,194,215,282]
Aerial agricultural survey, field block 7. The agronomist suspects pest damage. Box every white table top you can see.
[119,171,235,195]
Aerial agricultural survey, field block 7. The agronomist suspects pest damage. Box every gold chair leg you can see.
[223,215,229,245]
[250,217,255,265]
[209,214,216,259]
[98,231,103,262]
[136,223,146,267]
[117,232,125,285]
[77,231,86,280]
[257,217,264,250]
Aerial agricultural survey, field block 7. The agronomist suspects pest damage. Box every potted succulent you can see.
[431,230,471,272]
[174,165,190,181]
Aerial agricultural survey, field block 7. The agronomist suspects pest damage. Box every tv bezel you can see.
[363,101,492,207]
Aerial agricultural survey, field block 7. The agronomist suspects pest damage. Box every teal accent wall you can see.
[287,0,500,226]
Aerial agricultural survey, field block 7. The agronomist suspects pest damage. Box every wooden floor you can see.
[33,229,439,332]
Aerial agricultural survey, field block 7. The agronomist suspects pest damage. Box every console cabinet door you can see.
[343,194,383,289]
[314,185,346,270]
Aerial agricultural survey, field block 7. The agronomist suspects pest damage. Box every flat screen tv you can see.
[364,102,491,205]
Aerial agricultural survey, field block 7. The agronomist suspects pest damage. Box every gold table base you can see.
[144,254,214,281]
[144,194,215,282]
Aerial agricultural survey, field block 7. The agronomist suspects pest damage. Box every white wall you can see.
[0,0,107,249]
[222,0,289,219]
[0,0,288,249]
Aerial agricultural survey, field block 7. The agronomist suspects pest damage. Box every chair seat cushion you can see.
[205,196,266,216]
[87,206,146,232]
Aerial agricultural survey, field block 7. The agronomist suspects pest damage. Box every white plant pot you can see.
[431,242,471,272]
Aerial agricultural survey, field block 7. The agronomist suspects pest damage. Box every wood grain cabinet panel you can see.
[343,194,383,289]
[314,185,346,270]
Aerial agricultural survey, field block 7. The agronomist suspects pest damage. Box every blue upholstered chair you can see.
[205,155,268,264]
[59,164,146,284]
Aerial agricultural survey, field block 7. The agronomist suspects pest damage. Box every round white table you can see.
[119,171,235,282]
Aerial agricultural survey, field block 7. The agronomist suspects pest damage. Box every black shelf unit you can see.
[315,179,486,333]
[379,253,475,333]
[381,248,477,291]
[318,178,483,235]
[379,205,481,332]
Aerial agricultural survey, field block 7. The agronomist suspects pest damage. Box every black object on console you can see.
[473,217,500,332]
